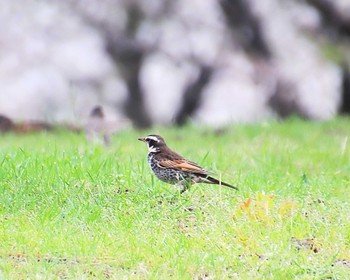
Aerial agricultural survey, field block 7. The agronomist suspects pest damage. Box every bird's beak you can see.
[138,137,146,142]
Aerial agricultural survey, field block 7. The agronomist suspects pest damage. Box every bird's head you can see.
[138,134,166,153]
[90,105,104,118]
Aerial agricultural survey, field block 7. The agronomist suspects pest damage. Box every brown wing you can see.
[154,146,239,191]
[155,147,208,175]
[158,158,208,175]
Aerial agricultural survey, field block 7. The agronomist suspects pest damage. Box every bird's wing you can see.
[157,158,208,175]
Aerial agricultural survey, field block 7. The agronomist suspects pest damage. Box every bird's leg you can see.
[178,181,190,194]
[103,133,111,146]
[179,182,187,194]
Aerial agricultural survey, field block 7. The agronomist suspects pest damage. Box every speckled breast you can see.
[148,153,190,184]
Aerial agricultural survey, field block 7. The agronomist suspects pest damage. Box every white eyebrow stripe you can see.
[146,136,160,142]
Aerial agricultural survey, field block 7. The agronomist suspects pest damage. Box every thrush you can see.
[85,105,111,146]
[138,134,238,193]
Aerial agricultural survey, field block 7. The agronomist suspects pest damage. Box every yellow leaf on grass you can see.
[278,200,299,217]
[240,197,252,210]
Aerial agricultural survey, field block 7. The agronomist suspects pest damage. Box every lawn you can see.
[0,118,350,279]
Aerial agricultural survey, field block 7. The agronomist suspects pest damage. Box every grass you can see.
[0,118,350,279]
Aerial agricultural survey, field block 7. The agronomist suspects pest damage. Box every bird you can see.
[85,105,110,146]
[86,106,132,146]
[138,134,238,193]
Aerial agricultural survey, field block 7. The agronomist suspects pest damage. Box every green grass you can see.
[1,118,350,279]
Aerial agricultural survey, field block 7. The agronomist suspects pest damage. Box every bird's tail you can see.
[206,175,239,190]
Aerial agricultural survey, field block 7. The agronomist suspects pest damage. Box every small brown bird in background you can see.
[85,105,110,146]
[86,105,131,146]
[138,134,238,193]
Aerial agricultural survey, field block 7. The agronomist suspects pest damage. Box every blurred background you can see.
[0,0,350,131]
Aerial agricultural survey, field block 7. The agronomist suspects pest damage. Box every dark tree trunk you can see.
[339,66,350,114]
[124,72,151,128]
[220,0,271,58]
[104,4,152,129]
[306,0,350,37]
[268,80,312,119]
[174,65,213,126]
[0,115,15,132]
[105,37,151,128]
